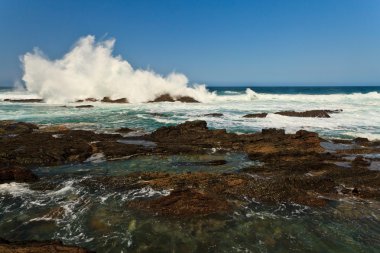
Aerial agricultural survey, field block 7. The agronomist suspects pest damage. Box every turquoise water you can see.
[1,86,380,139]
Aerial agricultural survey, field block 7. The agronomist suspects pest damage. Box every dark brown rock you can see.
[75,105,94,108]
[243,113,268,118]
[175,96,199,103]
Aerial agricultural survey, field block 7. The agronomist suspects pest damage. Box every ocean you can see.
[0,85,380,252]
[1,86,380,139]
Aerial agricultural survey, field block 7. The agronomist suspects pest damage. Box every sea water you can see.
[0,85,380,252]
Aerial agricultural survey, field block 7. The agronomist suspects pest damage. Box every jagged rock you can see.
[101,97,128,103]
[149,93,199,103]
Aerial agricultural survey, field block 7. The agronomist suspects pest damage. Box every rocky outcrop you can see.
[0,121,39,135]
[101,97,128,103]
[0,166,38,183]
[0,238,92,253]
[243,113,267,118]
[275,109,342,118]
[116,127,134,133]
[75,98,98,102]
[149,94,199,103]
[75,105,94,108]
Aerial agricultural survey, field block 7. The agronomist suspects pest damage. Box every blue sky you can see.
[0,0,380,86]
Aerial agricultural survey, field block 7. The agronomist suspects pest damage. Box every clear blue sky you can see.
[1,0,380,86]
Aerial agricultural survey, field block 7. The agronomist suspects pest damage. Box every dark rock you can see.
[175,96,199,103]
[3,99,43,103]
[243,113,268,118]
[149,113,168,117]
[116,127,134,134]
[0,238,93,253]
[0,121,39,135]
[101,97,128,103]
[127,188,232,217]
[0,166,38,183]
[275,110,342,118]
[354,137,370,145]
[172,159,227,166]
[149,93,199,103]
[262,128,285,135]
[352,156,371,167]
[75,105,94,108]
[204,113,223,117]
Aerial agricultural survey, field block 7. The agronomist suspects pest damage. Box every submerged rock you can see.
[0,238,92,253]
[0,121,38,135]
[243,113,268,118]
[116,127,134,134]
[275,109,342,118]
[204,113,223,117]
[75,105,94,108]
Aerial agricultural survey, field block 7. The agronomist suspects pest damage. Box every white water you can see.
[21,35,216,104]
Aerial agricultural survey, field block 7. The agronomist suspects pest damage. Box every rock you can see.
[149,113,168,117]
[172,160,227,166]
[127,188,232,217]
[352,156,371,167]
[75,105,94,108]
[38,125,69,132]
[149,93,199,103]
[0,238,92,253]
[354,137,370,145]
[262,128,285,135]
[0,166,38,183]
[175,96,199,103]
[116,127,134,134]
[0,121,38,135]
[274,110,342,118]
[204,113,223,117]
[243,113,268,118]
[3,99,43,103]
[150,94,175,102]
[101,97,128,103]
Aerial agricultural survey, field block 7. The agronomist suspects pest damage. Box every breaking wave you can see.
[21,35,217,104]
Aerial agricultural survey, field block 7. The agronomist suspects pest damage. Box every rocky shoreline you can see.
[1,119,379,251]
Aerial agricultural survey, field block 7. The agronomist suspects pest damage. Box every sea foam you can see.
[21,35,216,104]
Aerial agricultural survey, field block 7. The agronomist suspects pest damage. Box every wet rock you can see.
[0,166,38,183]
[149,113,168,117]
[275,109,342,118]
[101,97,128,103]
[0,121,39,135]
[243,113,268,118]
[116,127,134,134]
[127,188,232,217]
[149,93,199,103]
[352,156,371,167]
[0,238,92,253]
[76,98,98,102]
[175,96,199,103]
[3,98,43,103]
[204,113,223,117]
[75,105,94,108]
[172,159,227,166]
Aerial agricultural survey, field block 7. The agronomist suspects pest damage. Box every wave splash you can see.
[21,35,217,104]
